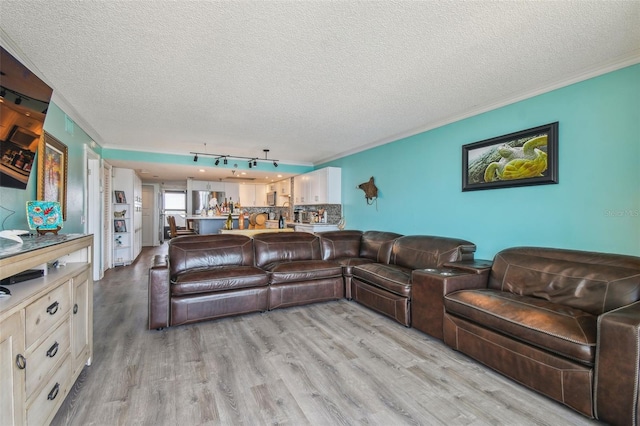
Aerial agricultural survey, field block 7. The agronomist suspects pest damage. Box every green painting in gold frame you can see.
[37,132,68,220]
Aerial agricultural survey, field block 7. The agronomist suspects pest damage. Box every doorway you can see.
[85,146,102,281]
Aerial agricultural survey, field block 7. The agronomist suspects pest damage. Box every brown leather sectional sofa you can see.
[148,230,475,328]
[416,246,640,426]
[319,230,476,326]
[148,232,640,425]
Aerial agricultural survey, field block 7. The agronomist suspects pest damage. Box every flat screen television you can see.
[0,46,53,190]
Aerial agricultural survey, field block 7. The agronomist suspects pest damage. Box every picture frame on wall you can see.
[37,132,68,219]
[114,190,127,204]
[462,122,559,191]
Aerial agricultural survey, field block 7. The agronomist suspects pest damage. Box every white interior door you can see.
[85,146,102,281]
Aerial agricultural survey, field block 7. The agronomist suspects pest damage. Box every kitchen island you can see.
[187,215,246,234]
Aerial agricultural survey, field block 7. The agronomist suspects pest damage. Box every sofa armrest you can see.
[595,300,640,425]
[148,255,170,330]
[411,268,489,340]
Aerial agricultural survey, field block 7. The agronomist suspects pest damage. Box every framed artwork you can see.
[37,132,68,219]
[114,219,127,233]
[114,190,127,204]
[462,122,558,191]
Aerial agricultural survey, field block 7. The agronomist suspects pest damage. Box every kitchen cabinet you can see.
[224,183,240,206]
[237,184,267,207]
[276,178,291,197]
[190,180,225,192]
[294,167,341,205]
[293,174,311,205]
[0,234,93,426]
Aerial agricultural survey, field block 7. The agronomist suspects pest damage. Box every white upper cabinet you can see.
[237,184,267,207]
[294,167,341,205]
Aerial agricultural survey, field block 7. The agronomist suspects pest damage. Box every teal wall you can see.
[0,102,98,233]
[3,66,638,260]
[102,148,312,176]
[323,65,640,259]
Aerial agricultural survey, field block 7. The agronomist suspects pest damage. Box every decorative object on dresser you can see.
[26,200,63,235]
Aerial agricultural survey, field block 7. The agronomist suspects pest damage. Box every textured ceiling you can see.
[1,1,639,183]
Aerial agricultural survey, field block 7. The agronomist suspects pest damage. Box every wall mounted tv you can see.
[0,46,53,190]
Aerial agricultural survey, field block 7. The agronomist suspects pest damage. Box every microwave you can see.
[267,191,277,206]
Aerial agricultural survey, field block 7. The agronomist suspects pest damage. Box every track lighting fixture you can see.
[188,149,279,168]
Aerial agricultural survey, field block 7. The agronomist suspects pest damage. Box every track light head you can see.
[273,161,278,167]
[214,158,220,166]
[193,154,198,162]
[14,97,22,105]
[223,157,228,165]
[248,160,252,169]
[253,160,257,166]
[0,89,6,97]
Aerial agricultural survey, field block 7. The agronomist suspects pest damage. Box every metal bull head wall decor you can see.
[357,176,378,206]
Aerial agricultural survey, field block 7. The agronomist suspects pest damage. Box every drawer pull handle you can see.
[15,354,26,370]
[46,341,59,358]
[46,301,59,315]
[73,303,78,314]
[47,383,60,401]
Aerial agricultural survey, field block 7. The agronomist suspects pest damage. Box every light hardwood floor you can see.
[52,244,601,426]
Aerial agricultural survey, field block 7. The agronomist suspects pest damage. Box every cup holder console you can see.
[421,268,458,276]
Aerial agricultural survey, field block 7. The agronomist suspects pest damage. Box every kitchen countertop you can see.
[218,228,294,237]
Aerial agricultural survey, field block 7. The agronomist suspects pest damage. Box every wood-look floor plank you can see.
[51,244,601,426]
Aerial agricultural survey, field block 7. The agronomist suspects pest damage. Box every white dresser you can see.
[0,234,93,425]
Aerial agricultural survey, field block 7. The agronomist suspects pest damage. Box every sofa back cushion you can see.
[489,247,640,315]
[360,231,404,263]
[319,230,363,260]
[253,232,322,268]
[169,234,254,278]
[389,235,476,270]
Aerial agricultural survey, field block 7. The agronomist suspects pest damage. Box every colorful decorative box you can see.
[26,201,63,230]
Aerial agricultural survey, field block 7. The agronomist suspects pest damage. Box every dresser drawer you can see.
[26,354,71,426]
[26,318,70,398]
[25,282,71,348]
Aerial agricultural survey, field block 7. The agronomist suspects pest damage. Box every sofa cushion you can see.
[262,260,343,285]
[171,266,268,296]
[444,289,597,365]
[319,230,363,260]
[390,235,476,270]
[253,232,322,268]
[352,263,413,297]
[359,231,404,263]
[169,234,255,278]
[489,247,640,315]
